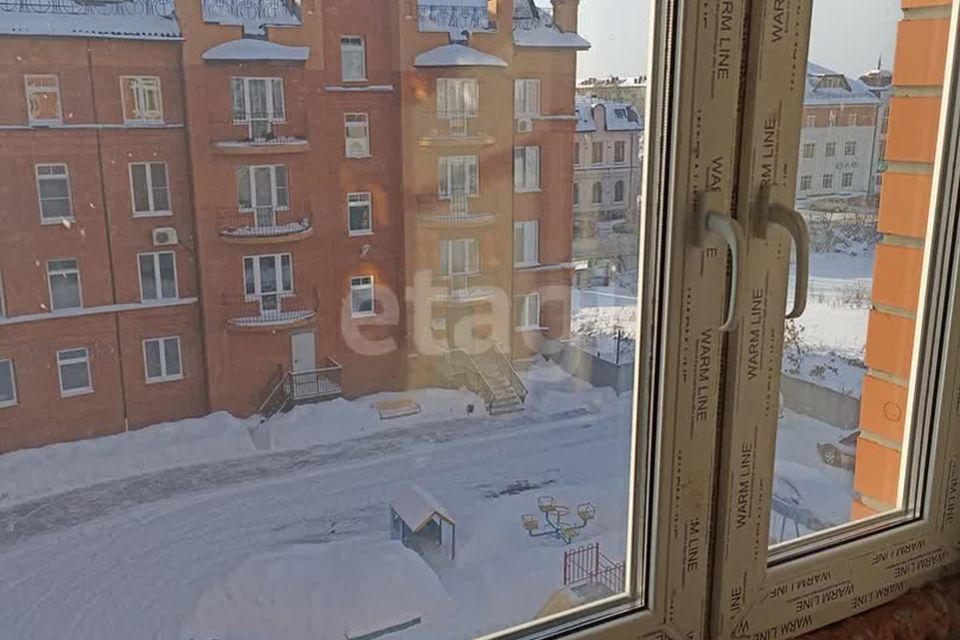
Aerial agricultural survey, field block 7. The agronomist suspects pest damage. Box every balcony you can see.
[219,207,313,244]
[210,113,308,155]
[431,274,498,306]
[418,192,495,229]
[417,1,496,33]
[202,0,301,33]
[225,293,316,331]
[419,112,495,147]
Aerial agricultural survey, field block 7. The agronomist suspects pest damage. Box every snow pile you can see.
[414,43,508,68]
[185,541,452,640]
[0,412,255,506]
[521,357,621,414]
[202,38,310,62]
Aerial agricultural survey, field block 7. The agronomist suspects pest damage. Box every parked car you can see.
[817,430,860,468]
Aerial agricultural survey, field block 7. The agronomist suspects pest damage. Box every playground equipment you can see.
[521,496,596,544]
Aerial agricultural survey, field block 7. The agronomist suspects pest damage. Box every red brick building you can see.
[0,0,586,452]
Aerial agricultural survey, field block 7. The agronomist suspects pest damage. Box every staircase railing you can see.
[257,364,290,420]
[493,343,528,403]
[256,359,343,421]
[445,348,494,407]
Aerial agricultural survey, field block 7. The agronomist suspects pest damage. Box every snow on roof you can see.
[575,97,643,133]
[391,484,455,531]
[0,10,181,41]
[512,0,591,50]
[202,0,302,36]
[202,38,309,62]
[805,62,879,107]
[418,0,496,33]
[415,43,508,68]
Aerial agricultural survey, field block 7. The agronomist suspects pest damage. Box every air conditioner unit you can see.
[152,227,178,247]
[516,118,534,134]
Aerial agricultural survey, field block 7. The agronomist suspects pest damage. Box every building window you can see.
[36,163,73,223]
[802,142,815,158]
[614,140,626,163]
[138,252,178,302]
[344,113,371,158]
[129,162,171,216]
[514,79,540,118]
[237,165,289,227]
[573,183,580,206]
[120,76,163,124]
[57,348,92,397]
[25,74,62,125]
[348,192,373,235]
[800,175,812,191]
[0,269,6,319]
[439,155,479,197]
[844,140,857,156]
[350,276,375,317]
[592,141,604,164]
[47,258,82,310]
[143,337,182,383]
[614,180,625,203]
[514,221,539,267]
[514,146,540,191]
[847,113,859,126]
[574,142,580,166]
[440,238,479,275]
[341,36,367,81]
[231,77,285,139]
[822,173,834,189]
[825,142,837,157]
[515,292,541,330]
[437,78,479,117]
[591,181,603,204]
[244,254,293,312]
[828,109,837,126]
[841,172,854,188]
[805,113,816,127]
[0,359,15,408]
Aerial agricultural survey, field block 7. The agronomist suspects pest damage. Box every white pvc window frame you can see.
[344,112,371,158]
[349,275,375,318]
[513,220,539,267]
[138,251,179,303]
[0,358,16,408]
[46,258,82,311]
[56,347,92,398]
[24,73,62,125]
[514,78,541,118]
[129,161,172,217]
[120,75,163,124]
[347,192,373,236]
[514,292,541,330]
[341,36,367,81]
[35,163,73,224]
[513,145,541,192]
[143,336,183,384]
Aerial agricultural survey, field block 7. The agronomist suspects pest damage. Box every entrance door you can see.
[290,331,316,373]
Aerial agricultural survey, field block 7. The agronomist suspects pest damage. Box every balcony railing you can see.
[432,273,498,305]
[418,2,496,33]
[0,0,175,16]
[417,192,495,227]
[419,111,494,146]
[257,358,342,420]
[210,113,308,154]
[202,0,301,25]
[219,207,313,242]
[224,293,316,330]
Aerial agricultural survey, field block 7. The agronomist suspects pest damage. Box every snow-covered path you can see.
[0,403,631,640]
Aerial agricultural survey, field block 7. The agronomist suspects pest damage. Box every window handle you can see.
[697,194,745,333]
[768,201,810,319]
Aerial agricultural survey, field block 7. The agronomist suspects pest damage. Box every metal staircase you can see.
[446,345,527,415]
[256,359,343,422]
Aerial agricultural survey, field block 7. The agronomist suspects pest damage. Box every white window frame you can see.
[243,254,294,311]
[841,171,854,189]
[437,78,479,118]
[237,165,289,212]
[341,36,367,81]
[344,112,371,158]
[439,238,480,276]
[514,292,541,330]
[799,174,812,191]
[825,141,837,157]
[802,142,816,158]
[231,77,285,139]
[120,75,163,124]
[138,251,179,303]
[513,220,539,267]
[129,161,172,217]
[57,348,92,398]
[514,145,541,192]
[0,359,16,408]
[347,192,373,236]
[438,155,479,197]
[514,79,541,118]
[847,113,859,126]
[46,258,82,311]
[142,336,183,384]
[349,275,375,317]
[0,268,6,319]
[35,163,73,223]
[24,73,62,125]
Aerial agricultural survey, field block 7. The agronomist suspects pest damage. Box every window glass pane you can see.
[243,258,255,295]
[163,338,182,377]
[49,270,80,310]
[770,0,939,547]
[144,340,163,379]
[131,164,151,212]
[150,163,170,211]
[0,360,14,404]
[140,254,158,301]
[259,256,277,293]
[280,255,292,291]
[159,253,177,299]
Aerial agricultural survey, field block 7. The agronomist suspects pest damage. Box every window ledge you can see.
[515,326,548,332]
[40,217,76,227]
[60,388,94,399]
[349,230,375,237]
[514,188,542,194]
[146,375,185,385]
[0,401,17,409]
[351,312,377,319]
[0,298,198,326]
[133,211,174,219]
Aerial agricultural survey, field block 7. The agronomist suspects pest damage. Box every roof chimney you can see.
[551,0,580,33]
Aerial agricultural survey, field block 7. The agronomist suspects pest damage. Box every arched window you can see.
[591,181,603,204]
[614,180,625,203]
[573,183,580,206]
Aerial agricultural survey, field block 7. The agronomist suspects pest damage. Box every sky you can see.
[573,0,902,82]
